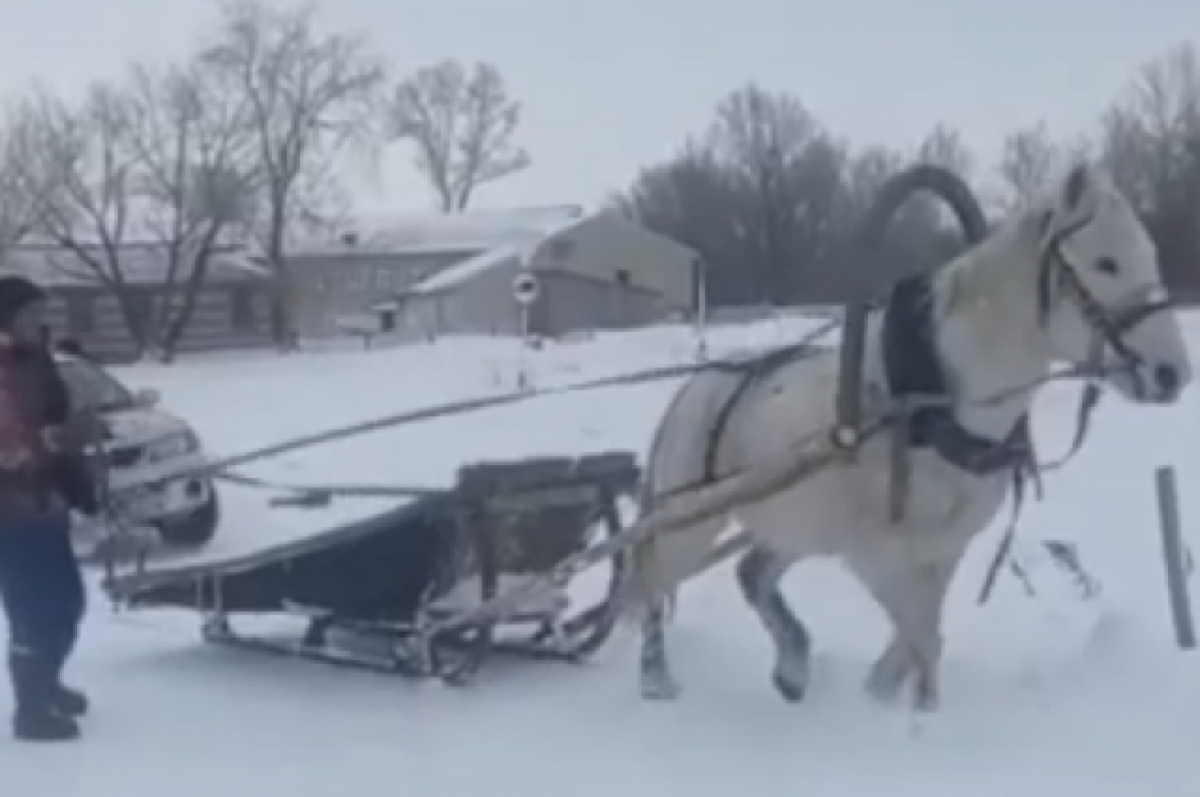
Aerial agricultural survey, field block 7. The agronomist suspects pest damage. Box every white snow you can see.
[1,315,1198,796]
[411,245,522,294]
[293,206,587,258]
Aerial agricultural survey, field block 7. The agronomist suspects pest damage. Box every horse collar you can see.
[881,273,1033,478]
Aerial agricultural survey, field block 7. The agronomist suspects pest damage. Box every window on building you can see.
[376,268,399,290]
[337,270,355,291]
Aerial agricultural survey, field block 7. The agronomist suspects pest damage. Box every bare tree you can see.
[914,123,973,176]
[996,123,1091,211]
[200,0,386,347]
[12,83,153,346]
[389,60,529,212]
[1100,43,1200,289]
[997,123,1060,210]
[707,84,847,302]
[0,105,43,257]
[123,59,261,361]
[622,88,961,306]
[620,142,753,303]
[836,145,903,224]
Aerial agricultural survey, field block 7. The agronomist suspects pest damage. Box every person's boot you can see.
[48,682,88,718]
[46,620,87,718]
[8,652,80,742]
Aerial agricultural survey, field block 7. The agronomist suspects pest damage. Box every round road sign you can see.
[513,271,540,305]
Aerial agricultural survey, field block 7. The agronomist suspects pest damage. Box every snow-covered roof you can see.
[410,246,522,294]
[291,206,587,258]
[400,207,600,295]
[0,242,267,288]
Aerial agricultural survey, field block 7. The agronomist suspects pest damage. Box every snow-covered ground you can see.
[1,317,1197,796]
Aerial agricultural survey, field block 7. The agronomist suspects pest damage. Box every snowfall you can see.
[0,314,1197,797]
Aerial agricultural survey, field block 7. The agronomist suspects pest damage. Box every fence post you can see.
[1154,466,1195,650]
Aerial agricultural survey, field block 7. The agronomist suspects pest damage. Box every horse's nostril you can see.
[1153,363,1180,397]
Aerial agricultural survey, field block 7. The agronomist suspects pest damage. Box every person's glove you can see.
[69,510,116,560]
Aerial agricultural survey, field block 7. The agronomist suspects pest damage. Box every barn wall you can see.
[533,212,696,310]
[287,251,475,338]
[42,283,274,362]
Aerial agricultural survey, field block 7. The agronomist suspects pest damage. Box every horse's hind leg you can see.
[737,545,811,702]
[639,600,680,700]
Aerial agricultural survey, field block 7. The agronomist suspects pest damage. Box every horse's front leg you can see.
[864,636,910,702]
[853,549,963,713]
[639,600,680,700]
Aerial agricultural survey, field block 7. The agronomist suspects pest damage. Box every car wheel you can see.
[157,488,220,547]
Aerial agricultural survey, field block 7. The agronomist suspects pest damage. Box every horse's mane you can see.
[933,164,1128,328]
[932,213,1039,326]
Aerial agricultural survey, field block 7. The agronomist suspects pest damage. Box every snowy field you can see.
[1,316,1198,796]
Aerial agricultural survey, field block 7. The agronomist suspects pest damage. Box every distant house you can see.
[0,242,272,362]
[285,206,700,339]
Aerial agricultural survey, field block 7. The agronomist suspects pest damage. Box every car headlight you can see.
[146,431,200,461]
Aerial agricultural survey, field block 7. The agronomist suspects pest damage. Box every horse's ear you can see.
[1062,163,1089,213]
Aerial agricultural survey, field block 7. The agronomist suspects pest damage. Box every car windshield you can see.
[58,359,135,412]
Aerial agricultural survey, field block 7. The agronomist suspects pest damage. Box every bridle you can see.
[977,208,1177,605]
[1037,210,1176,401]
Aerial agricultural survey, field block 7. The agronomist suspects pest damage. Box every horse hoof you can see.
[864,671,905,703]
[640,676,681,702]
[772,669,807,703]
[913,689,939,715]
[864,659,908,703]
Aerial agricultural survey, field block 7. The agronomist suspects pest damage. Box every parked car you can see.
[55,352,220,548]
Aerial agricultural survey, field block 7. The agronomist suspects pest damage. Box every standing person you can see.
[0,276,97,742]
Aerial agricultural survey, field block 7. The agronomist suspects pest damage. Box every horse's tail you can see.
[617,377,700,627]
[617,441,670,628]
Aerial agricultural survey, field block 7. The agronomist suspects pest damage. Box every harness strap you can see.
[975,379,1101,604]
[976,469,1027,604]
[699,341,821,483]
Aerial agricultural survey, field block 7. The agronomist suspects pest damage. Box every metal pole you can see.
[517,301,532,391]
[1154,466,1195,650]
[693,257,708,361]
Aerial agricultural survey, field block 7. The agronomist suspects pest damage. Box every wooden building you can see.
[0,242,273,362]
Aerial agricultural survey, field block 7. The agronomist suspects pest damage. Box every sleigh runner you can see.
[104,451,638,682]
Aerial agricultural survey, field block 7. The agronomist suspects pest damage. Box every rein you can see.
[977,206,1175,604]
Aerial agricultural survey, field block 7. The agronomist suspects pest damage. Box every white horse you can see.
[629,163,1192,712]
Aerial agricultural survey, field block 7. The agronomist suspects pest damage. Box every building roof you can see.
[404,208,601,295]
[410,246,522,294]
[289,206,587,258]
[0,242,266,288]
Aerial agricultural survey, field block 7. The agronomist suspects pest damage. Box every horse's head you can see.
[1032,163,1191,404]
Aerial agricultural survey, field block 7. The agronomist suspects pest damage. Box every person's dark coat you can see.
[0,338,98,519]
[0,275,95,741]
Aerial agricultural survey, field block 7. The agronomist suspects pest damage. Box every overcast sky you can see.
[0,0,1196,214]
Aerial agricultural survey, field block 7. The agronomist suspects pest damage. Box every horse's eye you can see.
[1095,257,1119,275]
